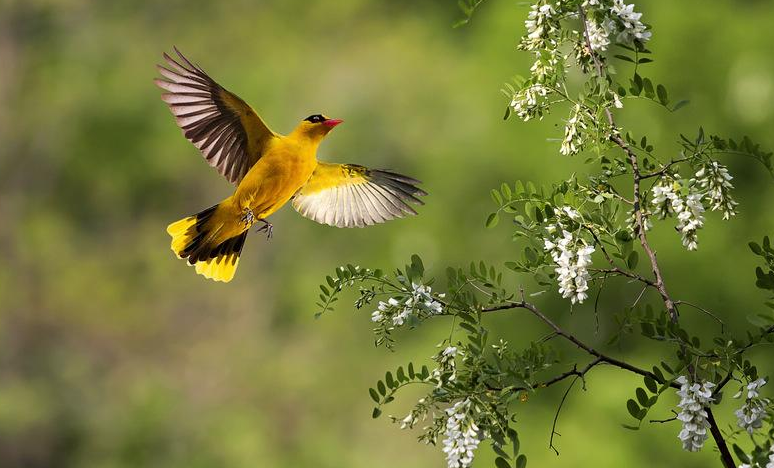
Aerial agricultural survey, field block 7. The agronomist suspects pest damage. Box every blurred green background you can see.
[1,0,774,467]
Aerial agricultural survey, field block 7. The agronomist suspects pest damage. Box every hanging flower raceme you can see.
[442,399,481,468]
[651,179,706,251]
[560,103,588,156]
[521,2,558,51]
[585,18,612,51]
[609,0,651,44]
[675,376,715,452]
[734,378,770,435]
[695,161,738,220]
[543,220,595,304]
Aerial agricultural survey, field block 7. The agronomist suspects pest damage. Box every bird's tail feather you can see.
[167,200,248,282]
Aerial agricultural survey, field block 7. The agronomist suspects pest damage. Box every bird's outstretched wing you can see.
[155,48,277,184]
[292,162,426,228]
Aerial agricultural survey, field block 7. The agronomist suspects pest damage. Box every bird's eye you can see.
[305,114,325,123]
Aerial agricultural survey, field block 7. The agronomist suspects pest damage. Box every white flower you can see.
[370,283,443,326]
[400,413,415,429]
[735,378,769,435]
[522,2,557,51]
[612,92,624,108]
[651,180,679,218]
[560,103,587,155]
[696,162,738,220]
[585,18,611,51]
[651,180,706,251]
[544,228,595,304]
[511,83,551,121]
[675,191,705,251]
[432,344,463,386]
[610,0,651,44]
[392,308,411,326]
[675,376,715,452]
[561,206,581,220]
[442,399,481,468]
[409,282,444,315]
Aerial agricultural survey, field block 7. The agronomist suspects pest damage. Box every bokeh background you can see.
[2,0,774,467]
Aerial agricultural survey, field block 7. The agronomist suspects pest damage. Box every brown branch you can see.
[568,9,732,466]
[706,407,736,468]
[482,299,672,387]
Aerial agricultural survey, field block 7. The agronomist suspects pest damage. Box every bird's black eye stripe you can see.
[305,114,325,123]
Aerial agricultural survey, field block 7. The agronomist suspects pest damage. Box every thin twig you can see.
[482,300,672,387]
[549,376,580,455]
[674,300,725,333]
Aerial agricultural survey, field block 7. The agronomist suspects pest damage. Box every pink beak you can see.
[323,119,343,128]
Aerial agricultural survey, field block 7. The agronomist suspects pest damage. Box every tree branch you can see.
[482,299,673,387]
[578,7,733,466]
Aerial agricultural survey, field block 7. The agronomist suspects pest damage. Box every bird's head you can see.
[293,114,343,141]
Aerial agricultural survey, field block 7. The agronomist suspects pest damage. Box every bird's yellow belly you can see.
[234,150,317,219]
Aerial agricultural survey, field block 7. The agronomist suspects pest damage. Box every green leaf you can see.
[491,189,503,205]
[627,251,639,269]
[644,376,658,393]
[486,213,500,228]
[636,387,649,407]
[508,429,520,456]
[656,84,668,105]
[614,54,635,63]
[643,78,655,98]
[515,454,527,468]
[369,388,380,403]
[397,366,407,382]
[377,380,386,396]
[750,242,763,255]
[408,362,415,379]
[733,444,750,464]
[372,407,382,418]
[671,99,690,112]
[627,399,641,419]
[495,457,511,468]
[385,371,395,388]
[501,183,512,200]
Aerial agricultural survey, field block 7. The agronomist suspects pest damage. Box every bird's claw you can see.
[241,207,256,227]
[256,219,273,240]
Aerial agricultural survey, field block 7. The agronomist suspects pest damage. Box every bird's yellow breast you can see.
[233,136,318,218]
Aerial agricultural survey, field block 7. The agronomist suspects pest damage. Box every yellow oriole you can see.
[156,48,426,282]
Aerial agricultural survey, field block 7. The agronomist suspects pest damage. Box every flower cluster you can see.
[543,223,595,304]
[560,103,588,156]
[675,376,715,452]
[695,161,738,220]
[651,179,706,250]
[735,378,770,435]
[521,2,557,51]
[585,17,612,52]
[432,345,462,386]
[510,83,551,121]
[582,0,651,51]
[370,282,444,326]
[609,0,651,44]
[442,399,480,468]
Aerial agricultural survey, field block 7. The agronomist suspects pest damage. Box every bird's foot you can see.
[241,207,256,227]
[256,219,273,240]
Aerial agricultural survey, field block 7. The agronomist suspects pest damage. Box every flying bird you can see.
[156,48,426,282]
